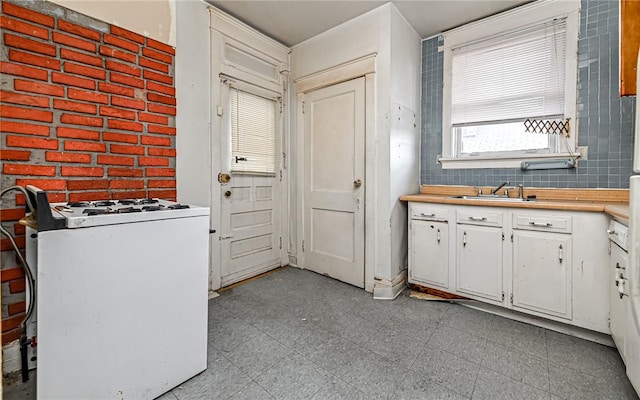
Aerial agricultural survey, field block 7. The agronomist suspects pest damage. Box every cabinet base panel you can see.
[463,301,615,347]
[409,283,613,347]
[409,282,468,300]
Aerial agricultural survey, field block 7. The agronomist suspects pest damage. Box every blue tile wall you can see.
[421,0,636,188]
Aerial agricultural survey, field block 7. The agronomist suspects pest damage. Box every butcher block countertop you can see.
[401,185,629,223]
[604,204,630,223]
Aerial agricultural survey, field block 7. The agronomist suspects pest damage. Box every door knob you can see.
[353,179,362,188]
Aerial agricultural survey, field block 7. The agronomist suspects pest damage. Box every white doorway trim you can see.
[295,54,376,292]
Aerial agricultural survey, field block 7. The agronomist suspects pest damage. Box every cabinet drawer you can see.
[411,204,448,221]
[513,213,572,233]
[456,208,503,227]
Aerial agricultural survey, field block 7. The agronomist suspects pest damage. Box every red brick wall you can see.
[0,1,177,345]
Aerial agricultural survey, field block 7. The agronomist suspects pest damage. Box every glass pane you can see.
[456,121,550,155]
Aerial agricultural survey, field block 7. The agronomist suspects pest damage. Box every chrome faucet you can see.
[490,181,510,195]
[505,184,524,199]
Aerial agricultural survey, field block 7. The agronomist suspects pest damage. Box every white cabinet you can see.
[456,224,504,304]
[409,204,451,289]
[512,230,572,319]
[411,220,449,289]
[407,201,610,334]
[456,207,504,304]
[610,242,629,362]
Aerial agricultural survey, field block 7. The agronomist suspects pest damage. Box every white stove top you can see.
[50,198,209,228]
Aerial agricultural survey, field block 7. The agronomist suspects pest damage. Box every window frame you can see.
[440,0,580,169]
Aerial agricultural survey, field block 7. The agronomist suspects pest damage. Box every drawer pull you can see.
[529,221,552,227]
[420,212,436,217]
[468,216,487,221]
[558,244,563,264]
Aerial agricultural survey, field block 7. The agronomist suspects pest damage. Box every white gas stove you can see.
[25,187,210,400]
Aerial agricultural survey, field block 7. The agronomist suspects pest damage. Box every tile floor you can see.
[5,266,640,400]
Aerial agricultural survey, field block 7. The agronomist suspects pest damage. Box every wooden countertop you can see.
[401,185,629,223]
[604,204,630,223]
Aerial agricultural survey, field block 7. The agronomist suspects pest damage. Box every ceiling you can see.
[206,1,531,47]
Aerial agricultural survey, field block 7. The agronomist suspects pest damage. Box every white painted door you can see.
[456,224,503,304]
[303,77,365,288]
[411,220,449,289]
[512,230,572,319]
[219,175,281,286]
[218,85,282,287]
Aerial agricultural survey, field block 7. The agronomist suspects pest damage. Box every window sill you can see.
[438,152,580,170]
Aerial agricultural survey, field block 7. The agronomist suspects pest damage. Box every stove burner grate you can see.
[116,207,142,213]
[168,204,190,210]
[68,201,92,207]
[118,199,137,205]
[94,201,116,207]
[138,199,159,205]
[141,205,164,212]
[82,209,113,216]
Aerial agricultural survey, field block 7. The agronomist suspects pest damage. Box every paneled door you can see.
[303,77,365,288]
[219,176,281,286]
[218,85,282,287]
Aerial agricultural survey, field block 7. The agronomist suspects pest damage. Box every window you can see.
[441,0,580,169]
[230,87,277,175]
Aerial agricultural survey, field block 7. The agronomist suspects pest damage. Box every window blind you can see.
[230,88,277,174]
[451,18,567,126]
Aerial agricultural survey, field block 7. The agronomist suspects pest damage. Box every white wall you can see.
[175,0,211,208]
[174,0,215,287]
[389,7,421,278]
[49,0,176,46]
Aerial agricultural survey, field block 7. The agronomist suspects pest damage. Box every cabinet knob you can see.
[353,179,362,188]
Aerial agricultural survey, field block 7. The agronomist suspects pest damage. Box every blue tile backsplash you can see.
[421,0,636,188]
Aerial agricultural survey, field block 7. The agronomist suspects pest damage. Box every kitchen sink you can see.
[449,195,532,202]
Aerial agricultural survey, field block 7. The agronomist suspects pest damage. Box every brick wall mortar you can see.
[0,0,177,345]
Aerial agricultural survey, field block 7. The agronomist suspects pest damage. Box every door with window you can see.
[219,85,282,286]
[302,77,365,288]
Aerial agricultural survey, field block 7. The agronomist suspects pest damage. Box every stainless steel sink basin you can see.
[449,195,531,202]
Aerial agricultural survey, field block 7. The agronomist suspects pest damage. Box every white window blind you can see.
[230,88,277,174]
[451,18,567,127]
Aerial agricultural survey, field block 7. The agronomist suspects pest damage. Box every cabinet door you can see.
[456,225,503,303]
[411,220,449,289]
[610,243,628,362]
[512,230,572,319]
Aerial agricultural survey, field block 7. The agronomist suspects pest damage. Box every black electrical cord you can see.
[0,186,37,382]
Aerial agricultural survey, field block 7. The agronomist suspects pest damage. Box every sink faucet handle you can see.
[475,187,483,196]
[490,181,510,195]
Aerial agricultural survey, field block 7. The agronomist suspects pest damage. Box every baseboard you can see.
[373,269,407,300]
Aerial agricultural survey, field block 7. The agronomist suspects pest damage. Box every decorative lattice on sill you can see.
[523,118,571,137]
